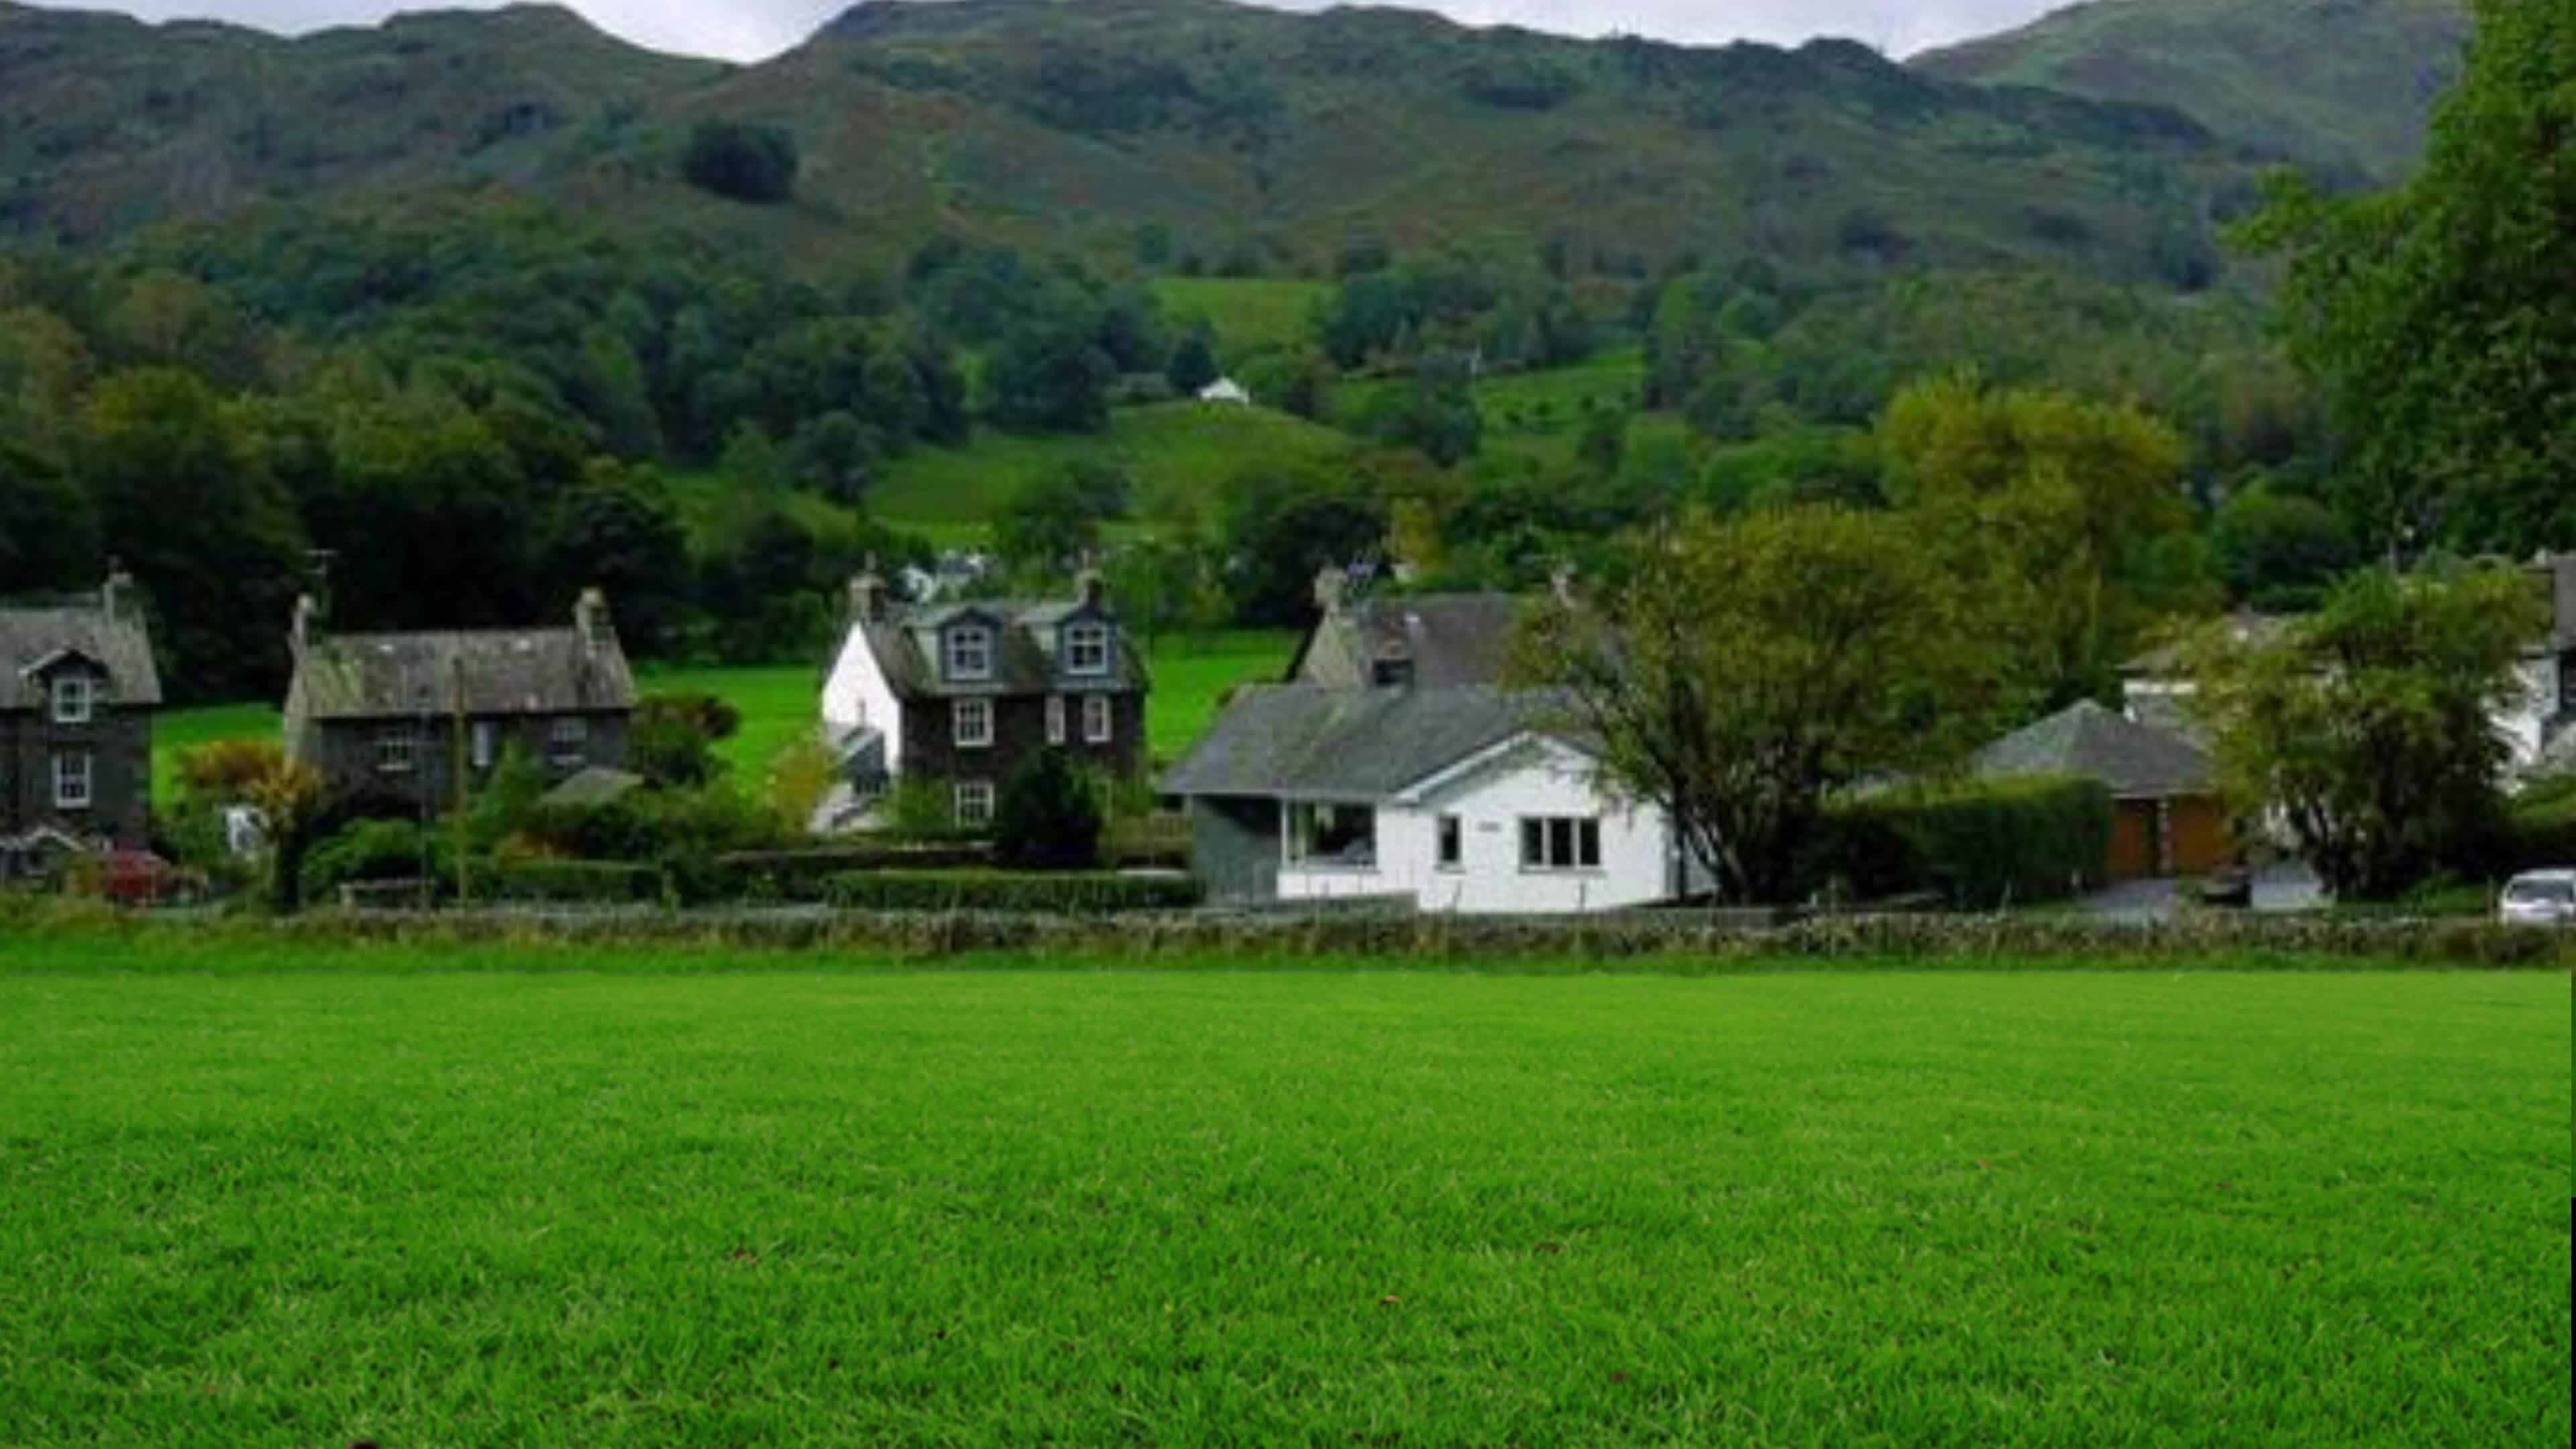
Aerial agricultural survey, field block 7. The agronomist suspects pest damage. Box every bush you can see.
[994,749,1105,871]
[631,694,738,788]
[820,870,1201,914]
[718,845,995,900]
[482,859,665,905]
[301,818,449,905]
[1810,776,2114,908]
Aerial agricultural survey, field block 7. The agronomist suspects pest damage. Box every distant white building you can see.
[1197,377,1252,406]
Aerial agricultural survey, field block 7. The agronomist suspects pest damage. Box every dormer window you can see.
[946,625,994,681]
[1066,621,1111,676]
[51,675,94,725]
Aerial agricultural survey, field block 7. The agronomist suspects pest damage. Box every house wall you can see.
[297,710,629,812]
[1273,737,1673,914]
[2500,654,2567,768]
[0,703,152,847]
[898,691,1146,815]
[820,624,904,767]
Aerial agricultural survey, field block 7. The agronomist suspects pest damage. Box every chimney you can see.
[290,592,323,656]
[849,561,889,624]
[100,561,136,624]
[1075,561,1108,612]
[575,587,611,655]
[1313,564,1348,619]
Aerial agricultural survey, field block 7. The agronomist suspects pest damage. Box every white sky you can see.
[33,0,2068,64]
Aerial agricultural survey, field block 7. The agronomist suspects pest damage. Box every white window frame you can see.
[52,752,91,810]
[954,780,996,829]
[374,727,417,775]
[471,720,497,771]
[1519,815,1603,872]
[1081,694,1113,745]
[1436,814,1464,871]
[1046,695,1067,746]
[953,697,995,750]
[1065,621,1112,676]
[548,716,589,769]
[50,675,95,726]
[945,625,994,682]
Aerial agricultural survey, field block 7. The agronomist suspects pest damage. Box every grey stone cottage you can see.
[818,568,1148,830]
[284,589,637,808]
[1,570,160,861]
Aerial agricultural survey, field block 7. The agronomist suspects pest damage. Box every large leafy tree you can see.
[1515,506,2004,904]
[2184,564,2547,900]
[2239,0,2575,553]
[1879,375,2206,706]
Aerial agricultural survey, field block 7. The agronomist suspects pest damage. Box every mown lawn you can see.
[0,954,2563,1448]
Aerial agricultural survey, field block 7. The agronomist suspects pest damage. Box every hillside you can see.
[2,0,2258,286]
[1913,0,2468,184]
[0,2,722,241]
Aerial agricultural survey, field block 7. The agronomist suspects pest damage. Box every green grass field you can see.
[868,401,1354,533]
[155,631,1295,790]
[1150,276,1333,359]
[0,951,2563,1447]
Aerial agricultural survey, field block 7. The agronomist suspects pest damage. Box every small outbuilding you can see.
[1974,700,2231,881]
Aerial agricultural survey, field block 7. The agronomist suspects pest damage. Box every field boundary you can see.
[4,899,2569,970]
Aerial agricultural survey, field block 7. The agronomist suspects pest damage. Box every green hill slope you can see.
[4,0,2258,288]
[1913,0,2468,184]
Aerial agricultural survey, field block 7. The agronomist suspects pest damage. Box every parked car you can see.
[2496,869,2576,927]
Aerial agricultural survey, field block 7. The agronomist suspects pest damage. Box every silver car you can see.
[2497,869,2576,927]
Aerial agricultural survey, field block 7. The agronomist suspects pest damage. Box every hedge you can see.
[482,859,667,905]
[1811,775,2114,909]
[820,870,1203,914]
[716,845,995,901]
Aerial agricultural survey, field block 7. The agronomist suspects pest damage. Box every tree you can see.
[1356,356,1481,466]
[986,314,1114,433]
[2210,482,2360,611]
[2236,0,2575,554]
[2184,564,2548,900]
[1514,506,2000,904]
[1166,328,1220,395]
[1878,375,2200,706]
[994,748,1104,870]
[1219,463,1387,628]
[631,692,741,788]
[995,468,1108,577]
[682,121,799,205]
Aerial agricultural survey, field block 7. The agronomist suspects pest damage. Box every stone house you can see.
[818,569,1148,830]
[1288,568,1523,690]
[284,590,637,810]
[1,570,160,859]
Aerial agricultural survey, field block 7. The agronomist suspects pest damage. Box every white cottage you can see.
[1161,684,1685,913]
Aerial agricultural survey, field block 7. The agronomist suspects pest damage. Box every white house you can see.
[1197,377,1252,406]
[2121,553,2576,783]
[1161,684,1686,913]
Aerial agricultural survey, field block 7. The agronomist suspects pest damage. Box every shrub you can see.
[301,818,448,905]
[994,749,1105,871]
[482,859,665,905]
[1810,775,2114,908]
[631,694,738,788]
[820,870,1201,914]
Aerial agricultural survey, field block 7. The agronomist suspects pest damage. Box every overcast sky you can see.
[47,0,2068,64]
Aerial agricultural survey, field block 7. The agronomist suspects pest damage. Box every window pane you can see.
[1549,818,1574,868]
[1578,819,1601,869]
[1520,818,1542,867]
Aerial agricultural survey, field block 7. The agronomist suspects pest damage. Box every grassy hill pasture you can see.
[866,401,1356,535]
[0,956,2563,1446]
[1150,277,1334,361]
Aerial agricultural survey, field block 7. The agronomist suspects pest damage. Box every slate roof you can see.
[290,627,635,721]
[2121,613,2296,677]
[2547,552,2576,652]
[1973,700,2214,799]
[0,600,162,711]
[1298,592,1526,688]
[855,598,1145,700]
[1161,685,1570,800]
